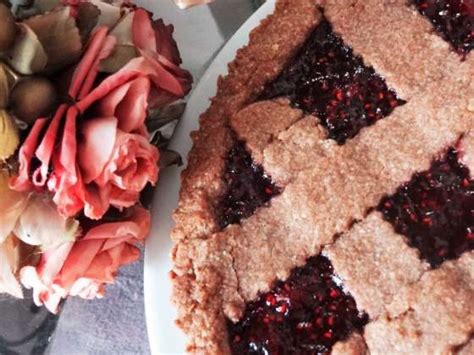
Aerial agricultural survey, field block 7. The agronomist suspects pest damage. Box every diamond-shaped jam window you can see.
[378,147,474,268]
[227,255,368,354]
[216,142,281,229]
[260,19,405,144]
[412,0,474,57]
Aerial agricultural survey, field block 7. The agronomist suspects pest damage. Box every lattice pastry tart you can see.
[171,0,474,353]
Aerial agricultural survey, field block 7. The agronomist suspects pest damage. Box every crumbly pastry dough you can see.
[171,0,474,353]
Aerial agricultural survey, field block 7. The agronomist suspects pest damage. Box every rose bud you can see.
[10,77,57,125]
[0,4,18,52]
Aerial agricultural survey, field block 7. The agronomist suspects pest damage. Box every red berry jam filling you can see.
[411,0,473,57]
[378,147,474,268]
[217,142,281,229]
[260,19,405,144]
[227,255,368,354]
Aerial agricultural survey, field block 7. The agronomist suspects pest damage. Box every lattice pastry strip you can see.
[323,0,471,99]
[233,77,472,187]
[331,332,368,355]
[325,212,429,319]
[364,251,474,354]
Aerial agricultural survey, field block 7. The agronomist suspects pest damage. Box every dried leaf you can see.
[91,0,122,29]
[99,10,137,73]
[150,120,179,149]
[106,10,134,46]
[148,102,186,149]
[7,23,48,75]
[0,110,20,160]
[17,240,40,271]
[159,149,183,168]
[24,6,82,73]
[100,45,137,74]
[28,0,59,14]
[75,2,101,42]
[147,102,186,131]
[0,62,20,83]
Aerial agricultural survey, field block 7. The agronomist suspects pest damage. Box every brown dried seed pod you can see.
[0,4,18,52]
[10,77,57,124]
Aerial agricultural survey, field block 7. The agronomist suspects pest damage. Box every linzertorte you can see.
[171,0,474,353]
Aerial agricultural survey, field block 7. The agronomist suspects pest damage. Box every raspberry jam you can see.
[217,142,281,229]
[260,20,404,144]
[378,147,474,268]
[227,255,368,354]
[411,0,473,57]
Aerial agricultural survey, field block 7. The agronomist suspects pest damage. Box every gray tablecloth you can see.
[0,1,262,355]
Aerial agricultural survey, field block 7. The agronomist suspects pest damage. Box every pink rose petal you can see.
[78,116,118,183]
[10,118,48,191]
[32,105,68,187]
[69,277,105,299]
[58,238,104,290]
[152,19,182,65]
[132,8,157,53]
[78,34,117,99]
[38,241,74,285]
[69,27,110,98]
[83,183,112,221]
[97,77,151,133]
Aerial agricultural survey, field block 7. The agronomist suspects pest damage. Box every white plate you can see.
[144,1,276,354]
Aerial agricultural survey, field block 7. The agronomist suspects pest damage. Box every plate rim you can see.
[144,1,276,354]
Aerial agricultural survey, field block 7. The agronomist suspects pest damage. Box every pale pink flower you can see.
[20,206,150,313]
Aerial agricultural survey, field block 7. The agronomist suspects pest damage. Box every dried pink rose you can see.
[11,7,191,219]
[20,206,150,313]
